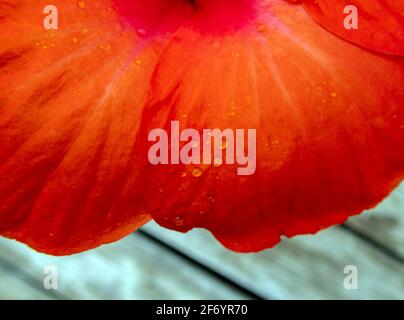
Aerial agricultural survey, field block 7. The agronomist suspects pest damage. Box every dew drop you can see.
[174,216,184,226]
[137,28,147,37]
[192,168,203,178]
[213,157,223,167]
[257,24,266,33]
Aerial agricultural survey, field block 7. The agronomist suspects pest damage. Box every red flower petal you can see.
[303,0,404,56]
[138,0,404,252]
[0,0,192,255]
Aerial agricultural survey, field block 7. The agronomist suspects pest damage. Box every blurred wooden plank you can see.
[346,183,404,258]
[143,220,404,300]
[0,260,51,300]
[0,234,249,300]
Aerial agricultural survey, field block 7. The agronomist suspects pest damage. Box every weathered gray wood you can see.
[0,261,51,300]
[143,190,404,300]
[0,234,248,300]
[346,183,404,258]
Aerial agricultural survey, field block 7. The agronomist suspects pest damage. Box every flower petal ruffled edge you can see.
[303,0,404,56]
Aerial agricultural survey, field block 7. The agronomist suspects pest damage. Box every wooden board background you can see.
[0,183,403,300]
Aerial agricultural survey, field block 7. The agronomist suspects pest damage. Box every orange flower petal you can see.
[304,0,404,56]
[0,0,192,255]
[138,1,404,252]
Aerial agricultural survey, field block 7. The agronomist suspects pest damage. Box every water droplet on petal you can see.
[174,216,184,226]
[214,157,223,167]
[192,168,203,177]
[257,24,266,33]
[137,28,147,37]
[77,1,86,9]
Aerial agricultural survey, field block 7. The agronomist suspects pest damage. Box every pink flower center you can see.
[112,0,259,36]
[187,0,257,34]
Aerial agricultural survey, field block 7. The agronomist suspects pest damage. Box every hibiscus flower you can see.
[0,0,403,255]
